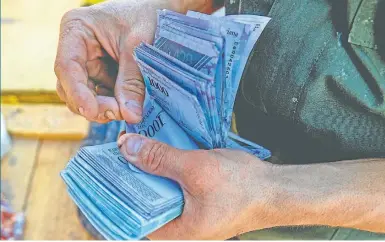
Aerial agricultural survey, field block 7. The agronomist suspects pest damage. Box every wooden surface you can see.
[1,139,39,211]
[2,104,90,140]
[1,0,82,103]
[1,138,93,240]
[1,103,92,239]
[1,0,97,238]
[24,140,93,240]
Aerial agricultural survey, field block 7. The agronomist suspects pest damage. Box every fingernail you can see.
[125,100,142,117]
[78,107,85,116]
[118,131,126,140]
[124,135,144,159]
[105,110,116,120]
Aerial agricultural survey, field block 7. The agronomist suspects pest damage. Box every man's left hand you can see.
[118,134,277,240]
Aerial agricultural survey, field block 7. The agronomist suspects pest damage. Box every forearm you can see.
[250,158,385,233]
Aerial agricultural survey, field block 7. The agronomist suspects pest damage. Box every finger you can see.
[87,79,96,91]
[66,100,108,124]
[56,80,67,102]
[94,96,123,122]
[117,134,187,182]
[95,84,114,96]
[66,102,80,115]
[115,48,145,124]
[86,80,99,97]
[118,130,126,140]
[54,18,99,120]
[86,58,116,89]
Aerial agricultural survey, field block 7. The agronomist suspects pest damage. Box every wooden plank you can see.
[23,140,93,240]
[1,138,39,211]
[2,104,90,140]
[82,0,106,6]
[1,93,63,105]
[1,0,82,101]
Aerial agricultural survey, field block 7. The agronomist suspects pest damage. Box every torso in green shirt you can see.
[226,0,385,239]
[229,0,385,164]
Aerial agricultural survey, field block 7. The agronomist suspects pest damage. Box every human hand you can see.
[117,133,277,240]
[54,0,190,123]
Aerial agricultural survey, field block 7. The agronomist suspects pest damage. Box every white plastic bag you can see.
[1,113,12,159]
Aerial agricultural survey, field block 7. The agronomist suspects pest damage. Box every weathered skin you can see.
[117,133,385,239]
[54,0,211,124]
[56,0,385,239]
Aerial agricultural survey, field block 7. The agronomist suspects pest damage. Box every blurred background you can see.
[1,0,225,240]
[1,0,104,240]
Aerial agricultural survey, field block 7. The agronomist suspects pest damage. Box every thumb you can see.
[115,49,145,124]
[117,133,187,182]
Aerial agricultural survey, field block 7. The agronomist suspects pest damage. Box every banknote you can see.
[222,14,271,84]
[157,11,227,132]
[159,10,259,135]
[153,27,223,144]
[135,43,222,146]
[135,57,213,147]
[62,142,184,240]
[143,10,271,149]
[126,93,198,150]
[155,27,220,77]
[185,11,258,134]
[62,9,272,241]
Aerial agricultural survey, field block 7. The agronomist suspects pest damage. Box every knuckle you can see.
[53,58,69,77]
[122,79,144,87]
[87,60,103,78]
[53,61,62,78]
[59,19,84,41]
[61,8,87,24]
[87,4,122,29]
[53,60,70,79]
[142,142,169,174]
[120,79,145,95]
[54,55,85,79]
[59,9,92,42]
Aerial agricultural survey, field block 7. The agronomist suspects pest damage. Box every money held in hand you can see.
[61,10,271,240]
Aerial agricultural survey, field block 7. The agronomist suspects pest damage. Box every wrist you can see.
[237,161,288,233]
[245,163,315,231]
[250,164,341,230]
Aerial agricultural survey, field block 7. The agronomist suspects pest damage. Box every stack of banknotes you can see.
[62,10,271,240]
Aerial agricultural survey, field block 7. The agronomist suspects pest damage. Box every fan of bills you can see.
[62,10,271,240]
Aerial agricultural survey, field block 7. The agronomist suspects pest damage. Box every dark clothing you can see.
[228,0,385,164]
[226,0,385,239]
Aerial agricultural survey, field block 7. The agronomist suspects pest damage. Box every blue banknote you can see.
[126,91,199,150]
[62,142,184,240]
[155,27,220,77]
[61,9,271,241]
[142,10,271,149]
[158,10,255,136]
[135,58,213,147]
[135,43,222,146]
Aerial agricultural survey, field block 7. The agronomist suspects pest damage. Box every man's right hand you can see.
[55,0,200,123]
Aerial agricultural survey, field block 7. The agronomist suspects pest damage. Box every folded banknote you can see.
[62,10,271,240]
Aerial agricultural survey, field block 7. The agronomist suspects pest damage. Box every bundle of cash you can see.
[133,10,271,157]
[62,10,271,240]
[62,143,183,239]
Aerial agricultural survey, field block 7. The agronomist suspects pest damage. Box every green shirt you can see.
[228,0,385,164]
[225,0,385,239]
